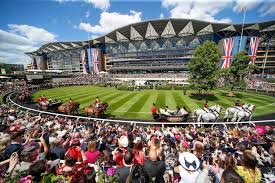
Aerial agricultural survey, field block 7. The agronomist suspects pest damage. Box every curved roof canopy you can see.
[27,18,275,56]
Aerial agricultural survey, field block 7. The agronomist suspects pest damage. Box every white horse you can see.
[193,105,220,122]
[224,104,251,122]
[196,105,222,122]
[231,104,255,122]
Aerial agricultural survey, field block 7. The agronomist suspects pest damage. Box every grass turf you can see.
[33,86,275,120]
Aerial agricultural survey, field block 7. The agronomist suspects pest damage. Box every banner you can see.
[87,48,93,73]
[248,37,260,65]
[92,49,99,75]
[81,50,87,73]
[221,38,234,69]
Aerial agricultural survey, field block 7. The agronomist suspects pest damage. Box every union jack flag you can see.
[248,37,260,65]
[81,50,87,73]
[92,49,99,74]
[221,38,234,69]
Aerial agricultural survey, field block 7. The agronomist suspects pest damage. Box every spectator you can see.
[236,150,261,183]
[144,150,166,183]
[85,140,100,164]
[133,137,145,165]
[174,152,200,183]
[116,150,134,183]
[3,130,24,160]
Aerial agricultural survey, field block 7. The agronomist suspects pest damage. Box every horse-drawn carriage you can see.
[159,108,189,122]
[37,100,62,111]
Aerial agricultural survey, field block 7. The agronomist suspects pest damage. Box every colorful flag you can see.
[221,38,234,69]
[92,49,99,74]
[87,48,93,73]
[248,37,260,65]
[81,50,87,73]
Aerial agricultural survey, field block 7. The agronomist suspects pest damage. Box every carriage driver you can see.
[151,103,159,120]
[94,96,101,109]
[41,95,47,103]
[204,101,213,113]
[68,98,73,107]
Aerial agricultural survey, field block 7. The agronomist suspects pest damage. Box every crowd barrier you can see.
[6,93,275,128]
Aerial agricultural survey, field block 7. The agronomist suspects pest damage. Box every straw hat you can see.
[179,152,200,171]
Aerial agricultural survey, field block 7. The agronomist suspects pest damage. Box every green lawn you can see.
[33,86,275,120]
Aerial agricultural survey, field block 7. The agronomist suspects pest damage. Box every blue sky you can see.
[0,0,275,65]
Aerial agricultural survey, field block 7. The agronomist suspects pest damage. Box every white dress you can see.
[179,165,200,183]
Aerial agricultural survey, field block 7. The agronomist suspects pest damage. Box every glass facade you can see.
[47,49,82,73]
[105,36,208,73]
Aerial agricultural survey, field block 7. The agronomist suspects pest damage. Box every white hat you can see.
[133,137,141,144]
[179,152,200,171]
[119,135,129,148]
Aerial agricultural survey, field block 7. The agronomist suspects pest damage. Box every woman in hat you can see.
[113,136,129,167]
[174,152,200,183]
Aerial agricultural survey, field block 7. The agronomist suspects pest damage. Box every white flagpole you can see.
[239,8,246,52]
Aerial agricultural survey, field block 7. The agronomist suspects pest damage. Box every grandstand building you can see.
[27,19,275,74]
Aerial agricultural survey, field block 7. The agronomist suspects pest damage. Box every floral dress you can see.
[236,166,261,183]
[163,144,177,170]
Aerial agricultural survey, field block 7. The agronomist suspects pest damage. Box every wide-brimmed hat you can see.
[133,137,141,144]
[179,152,200,171]
[119,135,129,148]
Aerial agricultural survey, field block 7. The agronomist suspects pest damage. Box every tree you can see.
[188,41,222,93]
[223,51,252,91]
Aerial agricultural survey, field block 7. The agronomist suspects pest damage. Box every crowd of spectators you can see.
[110,72,189,79]
[0,104,274,183]
[247,75,274,91]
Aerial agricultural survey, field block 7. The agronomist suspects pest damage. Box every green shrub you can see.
[117,85,134,91]
[155,85,172,90]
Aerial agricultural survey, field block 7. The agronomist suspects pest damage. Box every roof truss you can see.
[130,26,143,40]
[145,22,159,39]
[116,31,129,42]
[161,20,176,38]
[178,21,194,36]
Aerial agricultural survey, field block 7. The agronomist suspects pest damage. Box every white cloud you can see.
[8,24,56,45]
[0,25,56,65]
[86,0,109,11]
[160,13,164,19]
[162,0,232,23]
[54,0,110,11]
[85,11,90,18]
[259,2,275,16]
[78,10,142,36]
[233,0,263,12]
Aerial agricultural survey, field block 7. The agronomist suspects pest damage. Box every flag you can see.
[81,50,87,73]
[248,37,260,65]
[92,49,99,74]
[87,48,93,73]
[221,38,234,69]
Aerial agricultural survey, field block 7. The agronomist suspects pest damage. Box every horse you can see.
[83,102,108,117]
[231,104,256,122]
[224,104,251,122]
[196,105,222,123]
[193,105,221,122]
[57,102,80,115]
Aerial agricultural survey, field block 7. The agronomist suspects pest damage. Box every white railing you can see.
[6,93,275,128]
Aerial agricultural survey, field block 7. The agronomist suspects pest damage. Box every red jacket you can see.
[151,106,157,115]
